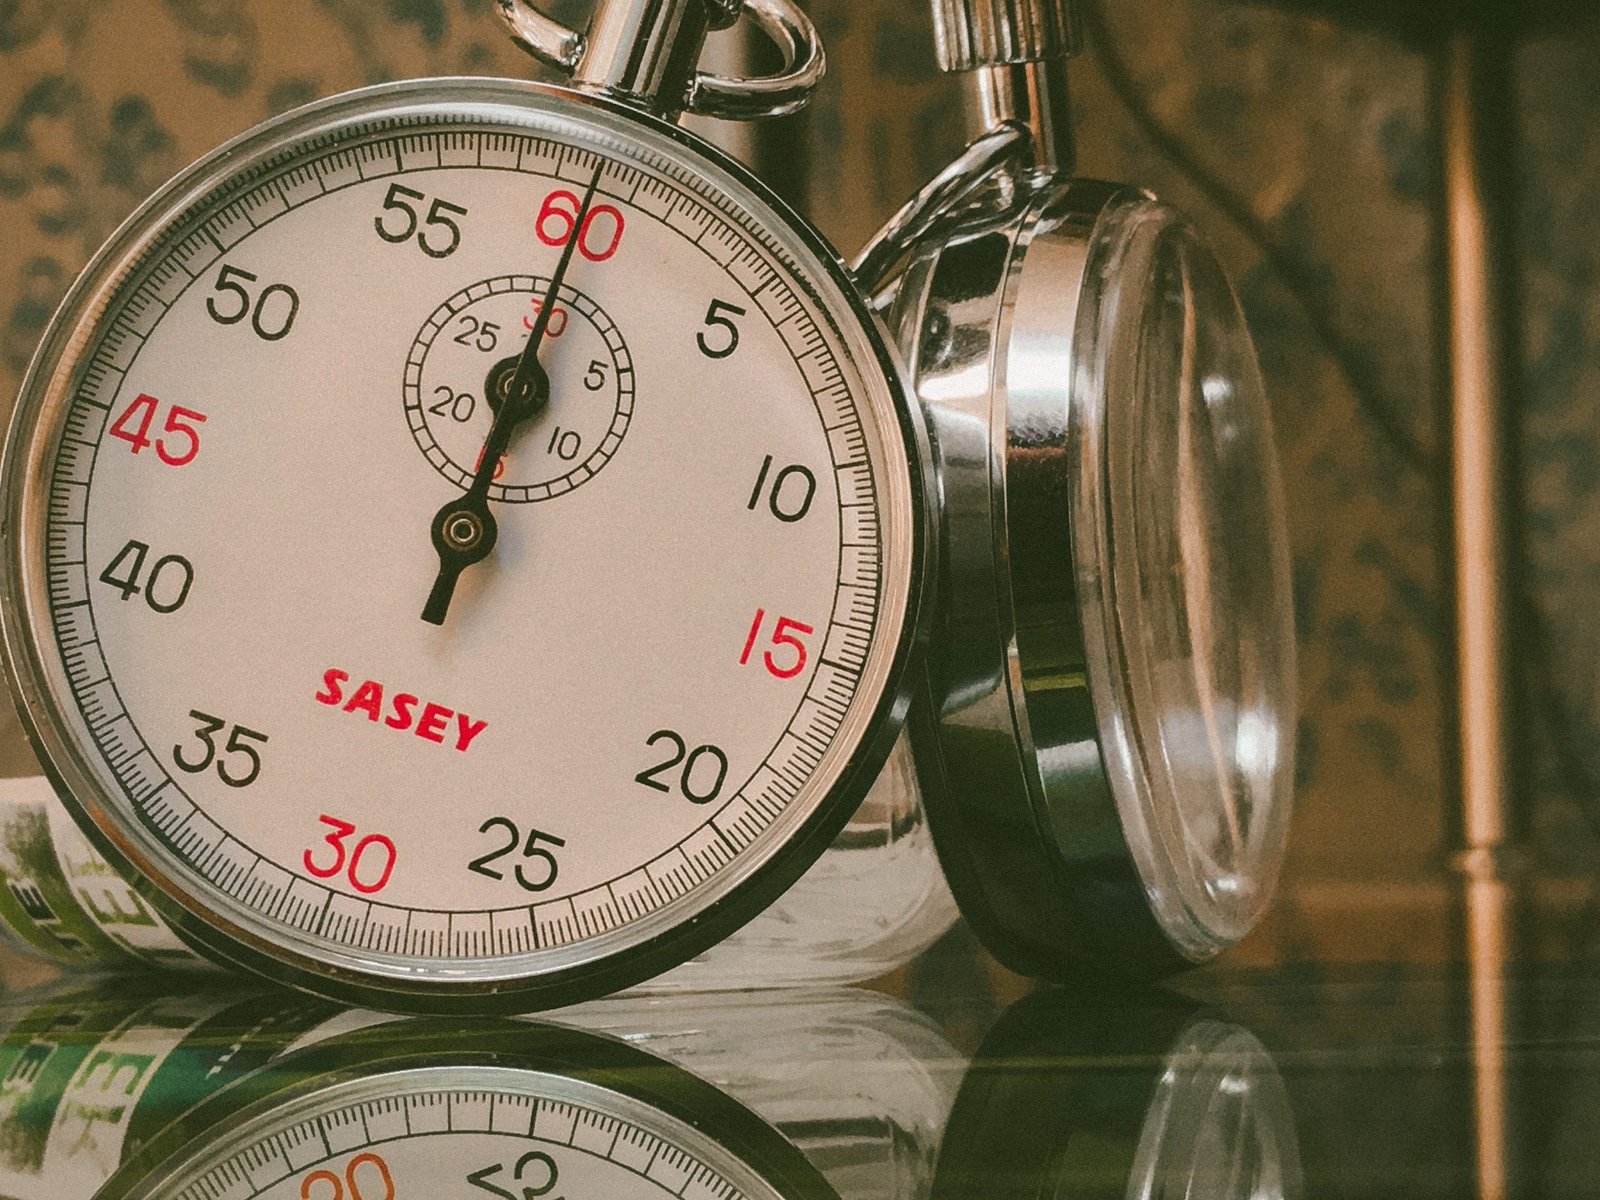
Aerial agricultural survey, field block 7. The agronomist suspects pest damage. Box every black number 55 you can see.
[374,183,467,258]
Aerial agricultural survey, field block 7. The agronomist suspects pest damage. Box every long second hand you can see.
[420,163,607,626]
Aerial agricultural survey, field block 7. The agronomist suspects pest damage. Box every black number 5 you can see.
[374,183,467,258]
[696,298,746,359]
[173,711,268,788]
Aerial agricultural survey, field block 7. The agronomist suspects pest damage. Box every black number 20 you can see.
[635,730,728,804]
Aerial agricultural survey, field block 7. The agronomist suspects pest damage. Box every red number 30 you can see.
[536,189,626,262]
[304,815,397,894]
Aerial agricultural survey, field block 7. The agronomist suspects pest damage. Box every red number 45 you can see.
[108,393,207,467]
[740,609,814,680]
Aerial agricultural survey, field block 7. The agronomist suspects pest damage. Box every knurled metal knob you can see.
[932,0,1081,70]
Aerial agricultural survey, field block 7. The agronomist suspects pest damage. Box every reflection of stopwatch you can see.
[0,0,1296,1010]
[0,982,1300,1200]
[932,990,1303,1200]
[93,1018,840,1200]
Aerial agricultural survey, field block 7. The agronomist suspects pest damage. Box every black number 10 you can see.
[748,455,816,523]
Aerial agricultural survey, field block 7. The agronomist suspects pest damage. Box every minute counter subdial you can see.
[406,283,633,504]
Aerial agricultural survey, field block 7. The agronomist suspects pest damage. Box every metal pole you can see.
[1438,21,1522,1200]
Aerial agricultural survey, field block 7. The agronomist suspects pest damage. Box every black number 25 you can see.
[374,183,467,258]
[468,818,565,891]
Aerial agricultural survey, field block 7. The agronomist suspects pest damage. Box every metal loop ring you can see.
[686,0,826,120]
[851,123,1033,296]
[496,0,584,73]
[498,0,824,121]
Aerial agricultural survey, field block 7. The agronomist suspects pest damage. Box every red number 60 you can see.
[536,189,626,262]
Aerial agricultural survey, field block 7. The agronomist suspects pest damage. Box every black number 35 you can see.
[173,711,268,789]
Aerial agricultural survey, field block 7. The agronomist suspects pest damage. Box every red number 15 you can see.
[740,609,814,680]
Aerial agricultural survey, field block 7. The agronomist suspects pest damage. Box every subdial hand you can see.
[421,163,607,626]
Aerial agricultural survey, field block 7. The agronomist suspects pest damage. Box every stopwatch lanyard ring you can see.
[497,0,824,120]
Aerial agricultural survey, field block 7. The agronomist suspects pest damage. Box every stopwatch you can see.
[869,0,1298,979]
[0,0,930,1011]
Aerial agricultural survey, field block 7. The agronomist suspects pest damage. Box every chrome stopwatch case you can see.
[890,169,1297,979]
[0,1,931,1011]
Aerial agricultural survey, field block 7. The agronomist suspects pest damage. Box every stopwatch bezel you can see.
[0,77,934,1013]
[96,1017,841,1200]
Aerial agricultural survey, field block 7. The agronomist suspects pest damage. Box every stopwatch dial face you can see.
[5,81,917,1001]
[114,1065,798,1200]
[1078,196,1295,954]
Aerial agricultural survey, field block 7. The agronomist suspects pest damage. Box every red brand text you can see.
[315,668,488,752]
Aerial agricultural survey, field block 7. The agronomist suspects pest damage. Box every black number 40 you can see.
[99,539,194,613]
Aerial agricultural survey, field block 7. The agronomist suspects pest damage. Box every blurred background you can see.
[1,0,1598,974]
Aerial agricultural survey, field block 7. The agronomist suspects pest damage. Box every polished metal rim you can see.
[898,176,1197,980]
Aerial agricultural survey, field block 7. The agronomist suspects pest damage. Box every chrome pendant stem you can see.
[971,59,1075,175]
[578,0,713,114]
[932,0,1081,173]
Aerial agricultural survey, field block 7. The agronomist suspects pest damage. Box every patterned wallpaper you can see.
[0,0,1595,964]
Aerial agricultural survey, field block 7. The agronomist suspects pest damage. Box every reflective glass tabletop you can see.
[0,933,1588,1200]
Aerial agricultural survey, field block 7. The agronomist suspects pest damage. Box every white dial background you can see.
[19,90,914,984]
